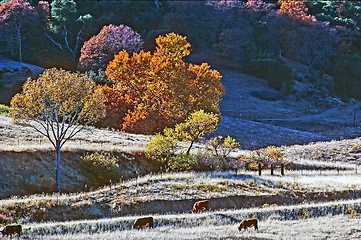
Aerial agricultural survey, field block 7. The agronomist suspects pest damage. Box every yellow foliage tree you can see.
[101,33,224,134]
[145,110,219,171]
[175,109,219,155]
[208,135,239,161]
[10,68,106,192]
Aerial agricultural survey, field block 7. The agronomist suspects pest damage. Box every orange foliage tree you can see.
[278,0,317,25]
[100,33,225,134]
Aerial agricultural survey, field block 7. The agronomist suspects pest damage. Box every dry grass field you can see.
[14,199,361,239]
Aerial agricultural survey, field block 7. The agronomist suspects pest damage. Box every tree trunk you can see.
[18,30,22,64]
[56,146,61,192]
[16,16,23,64]
[186,140,194,155]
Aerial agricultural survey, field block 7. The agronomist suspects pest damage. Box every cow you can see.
[1,224,22,237]
[191,200,209,213]
[132,217,154,229]
[238,218,258,231]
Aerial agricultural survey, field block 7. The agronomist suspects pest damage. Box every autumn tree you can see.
[101,33,224,134]
[0,0,37,63]
[145,110,219,171]
[207,135,239,170]
[10,68,106,192]
[264,145,285,166]
[174,110,219,155]
[278,0,317,25]
[208,136,239,161]
[78,24,144,72]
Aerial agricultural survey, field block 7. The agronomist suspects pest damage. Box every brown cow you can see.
[192,200,209,213]
[132,217,154,229]
[1,224,22,237]
[238,218,258,231]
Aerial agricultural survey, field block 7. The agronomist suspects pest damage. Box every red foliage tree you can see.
[0,0,37,63]
[77,24,144,72]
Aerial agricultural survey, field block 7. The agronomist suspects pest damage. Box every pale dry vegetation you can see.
[16,199,361,239]
[2,117,361,239]
[1,169,361,227]
[0,116,149,153]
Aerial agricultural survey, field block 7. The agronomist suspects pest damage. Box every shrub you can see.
[167,154,198,172]
[346,206,357,217]
[244,57,294,92]
[79,151,122,186]
[241,150,268,171]
[144,129,179,169]
[350,145,361,153]
[0,104,10,116]
[207,135,239,170]
[83,69,112,86]
[332,53,361,99]
[239,154,259,171]
[0,214,9,225]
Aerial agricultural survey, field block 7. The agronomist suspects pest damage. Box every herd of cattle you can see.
[0,200,258,237]
[133,200,259,232]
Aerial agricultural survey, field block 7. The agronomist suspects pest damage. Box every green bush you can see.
[84,69,112,86]
[167,154,198,172]
[144,130,179,167]
[332,53,361,99]
[244,57,294,92]
[0,105,10,116]
[79,151,122,186]
[145,127,199,172]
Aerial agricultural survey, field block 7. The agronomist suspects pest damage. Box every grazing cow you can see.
[133,217,154,229]
[1,224,22,237]
[192,200,209,213]
[238,218,258,231]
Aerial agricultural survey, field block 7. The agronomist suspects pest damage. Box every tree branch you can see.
[44,27,64,51]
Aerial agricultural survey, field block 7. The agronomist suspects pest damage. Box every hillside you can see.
[0,57,44,105]
[189,52,361,149]
[2,80,361,238]
[2,52,361,148]
[2,168,361,239]
[2,111,361,222]
[2,52,361,198]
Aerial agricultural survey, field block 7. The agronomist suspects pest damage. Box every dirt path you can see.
[256,107,340,122]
